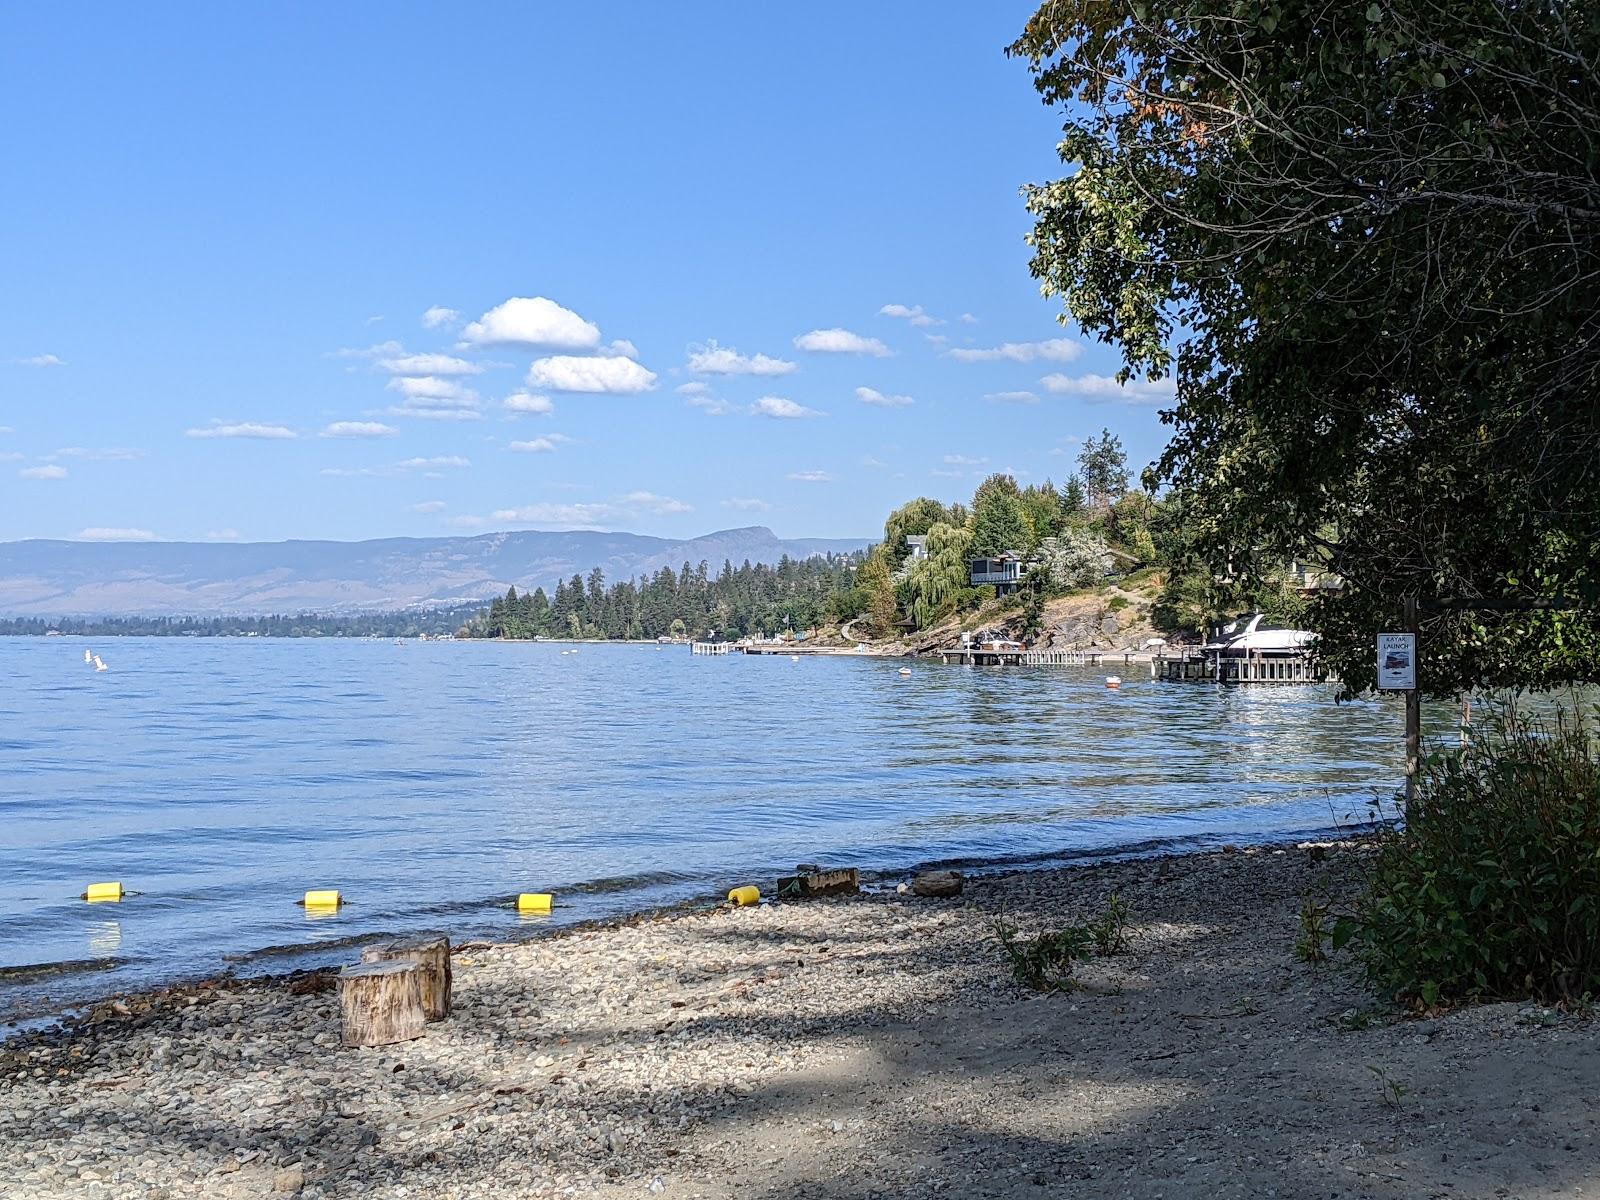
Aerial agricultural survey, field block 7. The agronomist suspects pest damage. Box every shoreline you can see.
[4,835,1593,1198]
[1,824,1365,1034]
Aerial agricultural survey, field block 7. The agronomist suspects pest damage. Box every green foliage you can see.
[971,473,1033,557]
[856,549,900,638]
[1077,429,1129,509]
[899,522,976,630]
[1036,529,1112,592]
[1012,0,1600,697]
[1295,893,1332,965]
[884,497,953,563]
[472,553,862,641]
[1350,705,1600,1007]
[1367,1065,1409,1110]
[994,896,1132,991]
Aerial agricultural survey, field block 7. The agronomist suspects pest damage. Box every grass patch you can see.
[995,895,1131,992]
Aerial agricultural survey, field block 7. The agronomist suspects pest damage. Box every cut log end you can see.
[338,960,427,1047]
[360,934,452,1022]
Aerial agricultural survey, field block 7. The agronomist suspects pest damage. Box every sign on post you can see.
[1376,632,1417,690]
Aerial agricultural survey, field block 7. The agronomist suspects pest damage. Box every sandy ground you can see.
[2,841,1596,1199]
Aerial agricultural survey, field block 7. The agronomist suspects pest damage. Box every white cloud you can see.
[1040,373,1175,404]
[78,527,156,541]
[509,435,572,453]
[944,454,988,466]
[17,353,65,367]
[377,352,482,377]
[411,500,447,513]
[0,452,22,461]
[861,455,888,469]
[675,381,711,397]
[752,395,824,419]
[0,426,12,434]
[685,393,736,416]
[185,422,298,440]
[485,490,692,529]
[21,464,67,480]
[787,470,833,482]
[722,497,771,512]
[386,376,474,401]
[794,328,891,357]
[960,313,979,324]
[948,338,1084,363]
[323,456,470,478]
[205,529,241,540]
[686,340,797,376]
[460,297,602,350]
[527,355,656,394]
[50,447,146,460]
[421,306,460,330]
[855,386,913,408]
[984,390,1040,405]
[878,304,940,328]
[321,421,397,439]
[604,339,639,359]
[931,467,968,479]
[503,392,555,415]
[385,403,484,421]
[330,339,404,360]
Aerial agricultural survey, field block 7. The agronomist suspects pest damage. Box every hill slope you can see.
[0,527,870,617]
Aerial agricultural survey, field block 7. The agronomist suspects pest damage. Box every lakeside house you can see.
[906,535,929,560]
[968,552,1029,597]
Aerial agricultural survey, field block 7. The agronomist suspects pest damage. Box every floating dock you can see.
[690,641,733,655]
[1153,651,1326,684]
[933,647,1107,666]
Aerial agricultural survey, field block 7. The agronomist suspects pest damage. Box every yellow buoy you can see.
[302,889,342,909]
[517,892,554,914]
[82,881,124,904]
[727,885,761,907]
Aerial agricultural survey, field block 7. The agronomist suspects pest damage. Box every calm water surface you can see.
[2,637,1422,1014]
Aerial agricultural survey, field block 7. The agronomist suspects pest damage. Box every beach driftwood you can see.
[776,868,861,900]
[910,870,965,898]
[338,961,427,1047]
[360,934,452,1021]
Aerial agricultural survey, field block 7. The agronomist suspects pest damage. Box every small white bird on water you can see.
[93,655,108,672]
[84,649,93,664]
[790,655,799,663]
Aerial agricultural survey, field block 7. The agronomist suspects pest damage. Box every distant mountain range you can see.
[0,527,871,617]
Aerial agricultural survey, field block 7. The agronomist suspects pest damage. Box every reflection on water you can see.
[1,637,1436,1012]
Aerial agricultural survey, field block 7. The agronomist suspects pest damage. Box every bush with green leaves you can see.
[1037,529,1112,592]
[1348,705,1600,1007]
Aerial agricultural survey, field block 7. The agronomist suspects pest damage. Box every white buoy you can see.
[898,667,912,677]
[1105,675,1121,689]
[790,654,799,663]
[93,656,108,672]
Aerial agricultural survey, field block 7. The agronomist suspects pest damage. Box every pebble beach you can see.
[3,840,1597,1199]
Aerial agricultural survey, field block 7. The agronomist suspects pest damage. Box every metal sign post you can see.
[1378,602,1420,808]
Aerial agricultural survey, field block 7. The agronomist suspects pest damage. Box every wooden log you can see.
[338,960,426,1047]
[360,934,452,1021]
[910,869,965,898]
[775,868,861,900]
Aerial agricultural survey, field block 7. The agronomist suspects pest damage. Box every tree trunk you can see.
[360,934,452,1022]
[338,961,426,1047]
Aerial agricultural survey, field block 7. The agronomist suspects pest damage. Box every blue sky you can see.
[0,3,1171,545]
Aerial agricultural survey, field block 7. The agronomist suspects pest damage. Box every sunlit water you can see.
[1,637,1431,1016]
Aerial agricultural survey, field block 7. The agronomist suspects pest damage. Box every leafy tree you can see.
[971,473,1033,556]
[884,497,952,563]
[1012,0,1600,696]
[900,522,976,629]
[1019,481,1065,543]
[1076,430,1128,510]
[1037,530,1112,592]
[856,549,900,637]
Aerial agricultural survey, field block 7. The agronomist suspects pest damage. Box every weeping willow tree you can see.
[899,522,976,630]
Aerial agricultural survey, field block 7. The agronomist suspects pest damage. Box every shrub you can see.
[994,895,1131,991]
[1348,704,1600,1007]
[1037,529,1112,591]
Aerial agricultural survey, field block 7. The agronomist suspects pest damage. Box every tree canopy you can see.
[1013,0,1600,695]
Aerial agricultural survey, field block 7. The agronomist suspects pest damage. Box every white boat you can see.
[1203,613,1315,657]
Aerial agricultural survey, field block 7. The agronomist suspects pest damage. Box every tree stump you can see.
[338,960,426,1047]
[360,934,452,1021]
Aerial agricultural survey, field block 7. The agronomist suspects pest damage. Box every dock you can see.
[933,647,1107,666]
[1153,651,1326,684]
[690,641,733,655]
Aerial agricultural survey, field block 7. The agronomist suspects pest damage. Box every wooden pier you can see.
[934,647,1106,666]
[1153,651,1326,685]
[690,641,733,655]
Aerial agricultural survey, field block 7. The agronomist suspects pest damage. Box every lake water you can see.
[2,637,1421,1016]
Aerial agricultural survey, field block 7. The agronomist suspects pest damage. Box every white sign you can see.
[1376,632,1416,690]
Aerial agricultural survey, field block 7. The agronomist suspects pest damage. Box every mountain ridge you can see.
[0,526,872,617]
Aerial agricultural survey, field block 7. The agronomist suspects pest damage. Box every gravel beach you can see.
[2,840,1596,1199]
